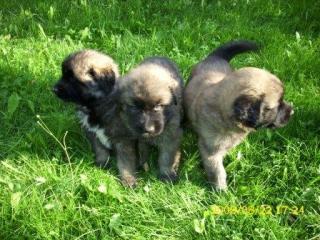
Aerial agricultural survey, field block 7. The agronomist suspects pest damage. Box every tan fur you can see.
[121,64,180,105]
[64,50,119,82]
[119,58,184,182]
[185,58,292,190]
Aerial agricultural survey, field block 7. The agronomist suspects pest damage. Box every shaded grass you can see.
[0,0,319,239]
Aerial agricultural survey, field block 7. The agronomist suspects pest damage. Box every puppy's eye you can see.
[88,68,96,78]
[264,106,271,111]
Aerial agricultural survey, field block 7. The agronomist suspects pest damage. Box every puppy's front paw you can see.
[159,171,179,183]
[208,176,227,191]
[212,182,228,192]
[121,175,137,188]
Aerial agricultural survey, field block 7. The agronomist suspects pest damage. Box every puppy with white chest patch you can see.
[53,50,140,187]
[53,50,121,168]
[119,57,184,182]
[184,41,293,190]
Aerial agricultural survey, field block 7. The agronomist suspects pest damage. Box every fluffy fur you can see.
[119,57,184,182]
[53,50,136,178]
[184,41,293,190]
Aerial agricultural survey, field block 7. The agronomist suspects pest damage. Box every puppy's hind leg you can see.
[198,137,227,191]
[85,130,111,169]
[158,128,182,183]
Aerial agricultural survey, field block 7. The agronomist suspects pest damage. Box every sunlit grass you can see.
[0,0,319,239]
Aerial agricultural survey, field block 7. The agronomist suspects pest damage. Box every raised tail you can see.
[207,40,259,62]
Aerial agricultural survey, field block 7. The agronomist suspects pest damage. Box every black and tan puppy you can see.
[53,50,121,168]
[119,57,184,182]
[53,50,139,187]
[184,41,293,190]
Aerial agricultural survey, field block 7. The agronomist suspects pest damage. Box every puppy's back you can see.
[185,40,259,127]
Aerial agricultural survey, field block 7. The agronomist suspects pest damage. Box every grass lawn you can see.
[0,0,319,239]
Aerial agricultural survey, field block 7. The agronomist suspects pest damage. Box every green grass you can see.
[0,0,319,239]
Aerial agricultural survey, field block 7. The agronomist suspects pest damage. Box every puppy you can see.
[53,50,155,188]
[53,50,120,168]
[119,57,184,182]
[184,41,293,190]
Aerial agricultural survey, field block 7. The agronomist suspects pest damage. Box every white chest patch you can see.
[77,111,112,149]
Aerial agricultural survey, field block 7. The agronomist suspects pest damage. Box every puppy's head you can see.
[120,65,180,138]
[53,50,119,106]
[230,67,293,130]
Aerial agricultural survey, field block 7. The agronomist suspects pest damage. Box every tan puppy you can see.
[119,57,184,182]
[184,41,293,190]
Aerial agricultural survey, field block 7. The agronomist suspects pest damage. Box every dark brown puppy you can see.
[53,50,138,187]
[119,57,184,182]
[184,41,293,190]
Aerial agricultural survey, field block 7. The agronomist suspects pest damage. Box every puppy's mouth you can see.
[53,85,68,100]
[141,131,162,138]
[142,133,154,138]
[53,86,76,103]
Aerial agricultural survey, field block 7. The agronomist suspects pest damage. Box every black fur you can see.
[53,76,116,107]
[233,95,262,128]
[207,40,259,62]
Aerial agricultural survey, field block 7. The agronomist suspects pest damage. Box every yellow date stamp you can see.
[209,204,304,216]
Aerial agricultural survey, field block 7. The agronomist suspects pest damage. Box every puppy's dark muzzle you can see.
[281,103,293,124]
[269,102,293,128]
[52,85,60,94]
[52,82,74,102]
[52,84,64,98]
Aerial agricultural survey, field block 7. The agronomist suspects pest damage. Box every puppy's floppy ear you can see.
[233,94,263,128]
[169,87,178,105]
[89,67,116,89]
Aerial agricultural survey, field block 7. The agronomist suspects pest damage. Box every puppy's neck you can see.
[93,89,121,119]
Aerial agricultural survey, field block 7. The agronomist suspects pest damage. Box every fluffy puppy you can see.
[53,50,150,188]
[119,57,184,182]
[184,41,293,190]
[53,50,121,168]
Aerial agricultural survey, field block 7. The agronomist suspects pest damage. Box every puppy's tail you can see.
[207,40,259,62]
